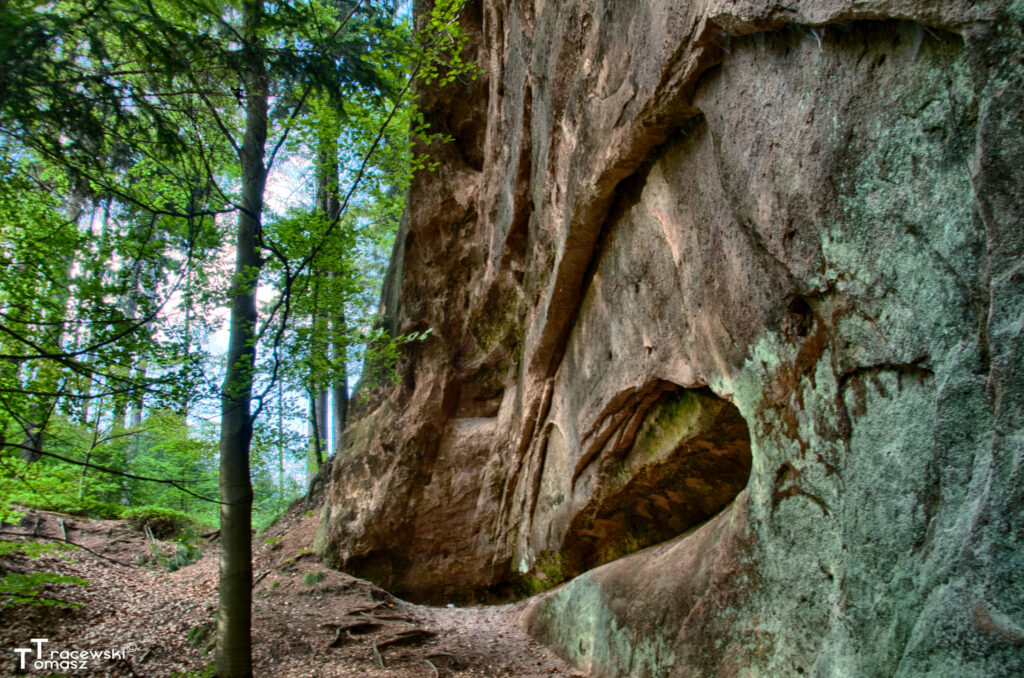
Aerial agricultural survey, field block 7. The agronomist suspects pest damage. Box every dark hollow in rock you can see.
[562,387,751,578]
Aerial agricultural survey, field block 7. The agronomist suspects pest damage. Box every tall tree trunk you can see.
[277,379,285,510]
[128,361,146,429]
[78,408,103,500]
[21,201,80,462]
[80,199,112,426]
[180,263,193,417]
[307,388,326,486]
[306,266,328,479]
[316,124,347,456]
[315,386,328,461]
[216,1,267,675]
[331,309,348,455]
[121,220,155,431]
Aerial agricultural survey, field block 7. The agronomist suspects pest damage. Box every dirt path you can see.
[0,508,583,678]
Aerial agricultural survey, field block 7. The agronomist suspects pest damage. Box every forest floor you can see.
[0,506,584,678]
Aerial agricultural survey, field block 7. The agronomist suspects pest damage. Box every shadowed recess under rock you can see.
[561,386,751,578]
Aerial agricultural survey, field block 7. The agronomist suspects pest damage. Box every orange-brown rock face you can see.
[317,1,1024,675]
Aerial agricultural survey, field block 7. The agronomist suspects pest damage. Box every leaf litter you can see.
[0,506,584,677]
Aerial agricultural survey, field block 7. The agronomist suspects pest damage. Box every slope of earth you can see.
[0,507,581,677]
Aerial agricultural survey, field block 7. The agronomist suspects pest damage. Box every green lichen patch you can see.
[514,550,568,596]
[630,388,723,462]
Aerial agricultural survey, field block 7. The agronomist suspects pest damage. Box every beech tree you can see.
[153,2,473,673]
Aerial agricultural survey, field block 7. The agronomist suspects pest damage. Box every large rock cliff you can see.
[315,1,1024,675]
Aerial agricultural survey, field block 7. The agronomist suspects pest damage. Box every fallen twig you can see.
[371,644,384,668]
[424,658,439,678]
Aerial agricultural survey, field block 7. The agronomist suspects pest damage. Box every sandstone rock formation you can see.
[316,1,1024,675]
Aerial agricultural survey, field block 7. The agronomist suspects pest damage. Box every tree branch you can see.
[0,530,137,568]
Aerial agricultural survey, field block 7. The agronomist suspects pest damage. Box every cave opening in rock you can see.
[562,386,752,578]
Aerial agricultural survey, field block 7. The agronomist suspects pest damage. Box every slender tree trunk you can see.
[110,222,147,431]
[315,388,327,461]
[110,391,128,432]
[21,211,78,462]
[316,125,348,457]
[331,309,348,455]
[128,362,146,429]
[78,408,103,500]
[80,199,113,426]
[277,379,285,511]
[305,266,328,482]
[216,1,267,675]
[307,388,325,486]
[180,263,192,417]
[317,386,329,451]
[122,223,155,431]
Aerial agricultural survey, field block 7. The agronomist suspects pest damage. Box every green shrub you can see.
[4,494,123,520]
[75,498,124,519]
[123,505,193,539]
[303,570,325,586]
[0,541,88,608]
[0,572,88,608]
[164,542,202,572]
[186,622,213,648]
[254,507,286,535]
[136,537,203,572]
[0,540,74,559]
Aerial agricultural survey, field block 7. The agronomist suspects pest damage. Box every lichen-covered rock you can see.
[316,0,1024,675]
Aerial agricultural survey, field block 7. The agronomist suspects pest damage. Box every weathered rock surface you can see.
[316,0,1024,675]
